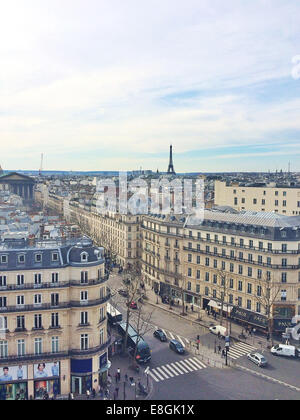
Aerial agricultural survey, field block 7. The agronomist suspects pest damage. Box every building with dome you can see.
[0,236,110,400]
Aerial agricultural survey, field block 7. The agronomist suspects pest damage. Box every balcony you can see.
[69,337,111,357]
[0,294,111,314]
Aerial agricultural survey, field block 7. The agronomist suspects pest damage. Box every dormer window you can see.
[52,252,59,262]
[0,255,8,264]
[18,254,25,264]
[81,252,88,263]
[35,254,42,263]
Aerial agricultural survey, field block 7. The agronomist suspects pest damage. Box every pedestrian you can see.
[115,372,119,383]
[222,349,226,358]
[117,368,121,381]
[113,390,117,400]
[218,345,221,354]
[129,376,134,384]
[92,388,96,398]
[191,304,194,312]
[115,387,119,397]
[186,305,188,312]
[86,389,90,399]
[125,373,128,382]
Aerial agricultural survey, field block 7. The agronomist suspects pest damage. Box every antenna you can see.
[39,153,44,177]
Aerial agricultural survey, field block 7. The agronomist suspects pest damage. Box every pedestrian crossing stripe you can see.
[227,342,257,360]
[148,358,208,382]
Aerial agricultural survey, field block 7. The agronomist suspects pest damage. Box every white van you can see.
[270,344,298,357]
[209,325,227,337]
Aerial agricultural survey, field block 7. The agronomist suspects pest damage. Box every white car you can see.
[209,325,227,337]
[247,352,268,367]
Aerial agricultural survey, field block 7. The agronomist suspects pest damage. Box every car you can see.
[118,289,129,297]
[127,301,138,309]
[153,329,167,342]
[247,352,268,367]
[169,339,185,354]
[209,325,227,338]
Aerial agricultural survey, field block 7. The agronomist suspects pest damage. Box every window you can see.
[81,252,88,262]
[0,276,7,287]
[237,297,242,307]
[248,267,252,277]
[238,281,243,291]
[249,240,253,249]
[230,263,234,273]
[282,244,287,252]
[187,268,192,277]
[213,274,217,284]
[17,295,25,306]
[34,273,42,285]
[281,273,287,283]
[206,246,210,253]
[229,278,234,289]
[0,255,8,264]
[268,243,272,251]
[214,260,218,268]
[205,272,210,282]
[100,307,105,321]
[240,239,244,247]
[35,254,42,263]
[52,273,59,283]
[51,313,59,328]
[248,254,253,262]
[0,316,7,331]
[34,338,43,355]
[18,254,25,264]
[197,256,200,264]
[81,334,89,350]
[81,271,88,284]
[213,289,217,298]
[52,252,59,262]
[196,284,200,294]
[258,255,263,264]
[282,259,287,267]
[281,290,287,302]
[51,293,59,307]
[205,287,209,296]
[0,340,8,358]
[247,300,252,310]
[17,316,25,330]
[188,254,192,263]
[100,328,105,345]
[256,303,261,313]
[257,286,262,297]
[205,258,210,267]
[187,282,191,291]
[34,294,42,305]
[238,265,243,274]
[17,275,24,286]
[34,314,42,329]
[221,261,226,270]
[247,283,252,294]
[51,336,59,353]
[17,339,25,356]
[196,270,200,280]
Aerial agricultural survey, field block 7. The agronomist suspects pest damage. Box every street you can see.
[108,272,300,400]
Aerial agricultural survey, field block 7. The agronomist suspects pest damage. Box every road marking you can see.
[176,360,192,373]
[156,366,170,379]
[160,365,175,378]
[170,362,185,375]
[190,357,207,369]
[176,336,186,347]
[165,364,180,376]
[169,332,175,340]
[151,368,165,381]
[148,371,160,382]
[183,359,200,371]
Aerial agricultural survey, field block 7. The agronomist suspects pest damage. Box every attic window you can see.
[81,252,88,262]
[18,254,25,264]
[52,252,59,262]
[35,254,42,263]
[0,255,7,264]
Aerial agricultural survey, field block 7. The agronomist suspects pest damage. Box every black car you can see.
[118,289,129,297]
[153,329,167,342]
[169,339,185,354]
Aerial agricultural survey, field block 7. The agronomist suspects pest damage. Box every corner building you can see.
[0,237,110,400]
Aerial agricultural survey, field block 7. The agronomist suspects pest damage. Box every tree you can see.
[254,272,282,345]
[207,269,232,331]
[131,305,154,367]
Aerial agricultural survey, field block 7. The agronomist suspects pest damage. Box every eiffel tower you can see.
[167,145,176,175]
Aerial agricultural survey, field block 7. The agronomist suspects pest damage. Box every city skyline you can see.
[1,1,300,172]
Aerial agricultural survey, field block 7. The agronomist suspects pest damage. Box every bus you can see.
[107,303,123,325]
[117,322,151,364]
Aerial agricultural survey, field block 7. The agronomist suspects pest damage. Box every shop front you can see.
[98,352,111,387]
[71,358,92,395]
[0,365,28,400]
[231,307,268,331]
[33,362,60,399]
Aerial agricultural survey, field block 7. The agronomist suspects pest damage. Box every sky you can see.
[0,0,300,172]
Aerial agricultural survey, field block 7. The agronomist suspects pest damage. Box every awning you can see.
[208,300,233,313]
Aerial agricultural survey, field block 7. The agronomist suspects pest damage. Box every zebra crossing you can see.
[148,357,208,383]
[227,341,257,360]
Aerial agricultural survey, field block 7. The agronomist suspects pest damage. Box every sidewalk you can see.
[143,286,277,351]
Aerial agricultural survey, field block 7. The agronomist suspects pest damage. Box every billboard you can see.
[0,365,28,383]
[33,362,60,379]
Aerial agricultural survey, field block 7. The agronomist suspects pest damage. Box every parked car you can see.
[169,339,185,354]
[247,352,268,367]
[127,301,138,309]
[271,344,300,358]
[209,325,227,338]
[118,289,129,297]
[153,329,167,342]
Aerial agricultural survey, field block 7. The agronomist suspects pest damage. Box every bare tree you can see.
[131,306,154,367]
[254,272,282,345]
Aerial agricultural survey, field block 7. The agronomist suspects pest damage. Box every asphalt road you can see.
[108,272,300,400]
